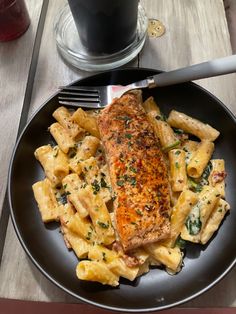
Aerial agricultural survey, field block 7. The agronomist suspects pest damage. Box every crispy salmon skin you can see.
[97,92,171,251]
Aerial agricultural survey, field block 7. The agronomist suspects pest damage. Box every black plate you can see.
[8,68,236,312]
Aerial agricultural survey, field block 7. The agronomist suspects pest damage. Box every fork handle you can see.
[149,55,236,87]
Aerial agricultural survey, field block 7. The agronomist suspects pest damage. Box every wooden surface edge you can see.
[0,299,236,314]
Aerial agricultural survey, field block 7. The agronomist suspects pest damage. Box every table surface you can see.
[0,0,236,309]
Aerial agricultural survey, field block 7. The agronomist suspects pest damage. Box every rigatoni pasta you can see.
[72,108,100,138]
[61,225,92,258]
[142,96,161,118]
[49,122,75,154]
[181,186,221,243]
[168,149,188,192]
[76,185,115,245]
[200,199,230,244]
[167,110,220,141]
[62,173,89,217]
[76,261,119,287]
[144,243,183,274]
[32,178,60,222]
[52,106,83,139]
[149,117,180,151]
[168,189,198,246]
[69,135,100,173]
[208,159,226,198]
[187,140,214,178]
[34,145,69,186]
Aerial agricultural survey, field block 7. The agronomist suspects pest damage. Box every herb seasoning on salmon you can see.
[98,91,171,251]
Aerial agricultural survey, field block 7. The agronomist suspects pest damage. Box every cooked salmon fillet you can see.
[97,91,171,251]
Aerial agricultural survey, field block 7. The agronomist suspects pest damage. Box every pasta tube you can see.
[32,178,60,222]
[62,225,92,258]
[168,189,198,246]
[187,140,214,178]
[52,146,70,179]
[88,245,139,281]
[67,212,97,243]
[201,199,230,245]
[168,149,188,192]
[167,110,220,141]
[108,259,139,281]
[58,202,75,225]
[76,261,119,286]
[181,186,221,243]
[69,136,100,174]
[34,145,69,186]
[49,122,75,154]
[149,117,180,151]
[181,140,199,164]
[77,185,115,245]
[52,106,83,139]
[142,96,161,117]
[80,157,111,203]
[208,159,226,198]
[62,173,89,217]
[145,244,183,274]
[72,108,100,138]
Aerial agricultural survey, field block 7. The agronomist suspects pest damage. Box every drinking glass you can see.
[0,0,30,42]
[67,0,139,54]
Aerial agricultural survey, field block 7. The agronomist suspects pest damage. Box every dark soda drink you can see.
[68,0,139,54]
[0,0,30,42]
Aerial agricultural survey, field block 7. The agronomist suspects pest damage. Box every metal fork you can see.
[58,55,236,108]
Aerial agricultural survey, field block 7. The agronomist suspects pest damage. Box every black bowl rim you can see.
[7,67,236,312]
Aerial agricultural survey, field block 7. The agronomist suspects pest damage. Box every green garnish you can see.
[57,193,68,205]
[202,161,213,180]
[91,179,100,194]
[185,204,202,235]
[102,252,107,261]
[162,140,180,152]
[129,166,137,173]
[189,161,213,192]
[100,177,108,188]
[53,149,59,157]
[175,162,180,169]
[188,178,202,193]
[86,231,92,240]
[130,177,137,186]
[174,150,181,156]
[175,236,186,249]
[135,209,143,216]
[156,113,167,121]
[173,127,185,134]
[97,221,109,229]
[117,180,124,187]
[125,133,132,139]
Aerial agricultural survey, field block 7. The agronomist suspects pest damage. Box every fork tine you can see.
[59,86,99,92]
[59,101,101,109]
[58,85,104,108]
[59,91,99,97]
[58,96,99,103]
